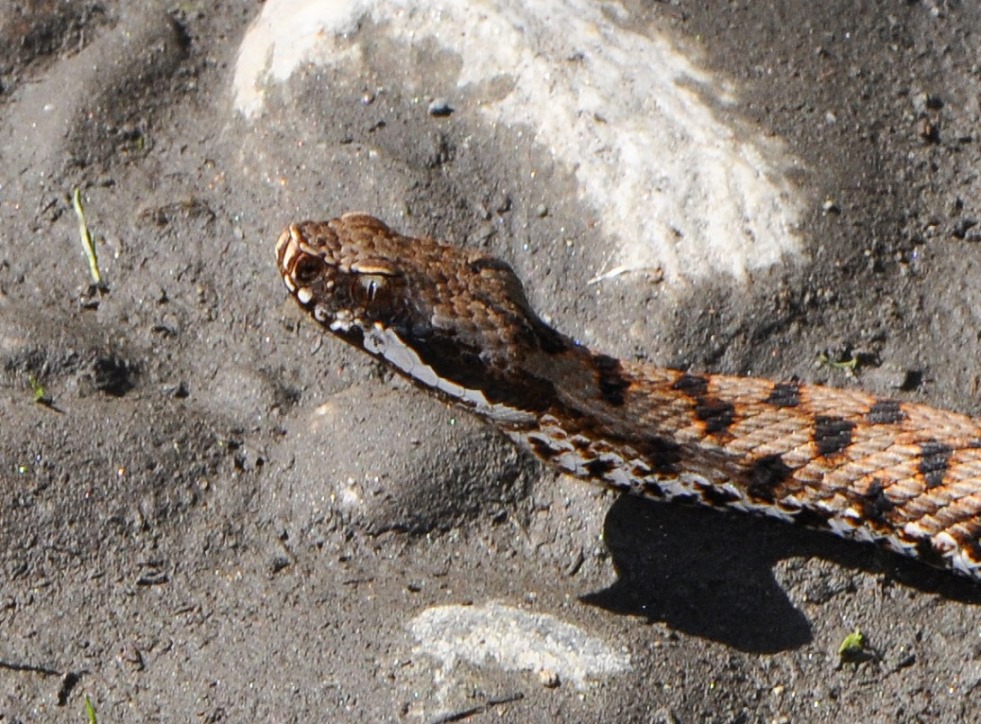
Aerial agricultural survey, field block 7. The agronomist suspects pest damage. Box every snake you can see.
[276,212,981,582]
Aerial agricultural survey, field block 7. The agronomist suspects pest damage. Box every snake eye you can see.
[351,274,392,307]
[293,255,323,285]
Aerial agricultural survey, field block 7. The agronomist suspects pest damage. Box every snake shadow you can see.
[581,495,981,653]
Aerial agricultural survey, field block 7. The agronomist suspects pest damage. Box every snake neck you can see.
[505,340,705,489]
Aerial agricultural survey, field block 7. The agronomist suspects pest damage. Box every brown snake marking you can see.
[277,212,981,582]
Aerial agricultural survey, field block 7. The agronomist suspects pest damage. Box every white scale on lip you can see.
[358,323,535,425]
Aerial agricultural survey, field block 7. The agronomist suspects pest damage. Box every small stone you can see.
[428,98,453,117]
[538,669,560,688]
[952,218,978,240]
[270,555,290,574]
[913,92,944,112]
[162,381,189,399]
[947,196,964,215]
[918,116,940,143]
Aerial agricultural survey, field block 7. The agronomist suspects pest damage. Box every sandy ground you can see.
[1,0,980,721]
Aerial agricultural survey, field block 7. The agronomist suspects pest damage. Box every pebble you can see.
[538,669,560,688]
[428,98,453,117]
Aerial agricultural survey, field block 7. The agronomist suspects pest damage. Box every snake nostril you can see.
[293,256,323,285]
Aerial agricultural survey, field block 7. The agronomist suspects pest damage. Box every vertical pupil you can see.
[357,275,387,304]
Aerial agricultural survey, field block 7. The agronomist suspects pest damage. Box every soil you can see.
[1,1,980,721]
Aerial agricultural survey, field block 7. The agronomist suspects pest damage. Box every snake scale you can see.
[277,212,981,582]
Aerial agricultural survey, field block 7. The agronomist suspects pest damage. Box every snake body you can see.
[277,213,981,581]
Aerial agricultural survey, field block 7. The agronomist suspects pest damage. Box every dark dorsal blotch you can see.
[672,373,709,397]
[867,399,907,425]
[814,416,856,457]
[765,382,801,408]
[593,353,630,407]
[695,397,736,435]
[636,435,683,476]
[672,373,735,435]
[918,441,953,489]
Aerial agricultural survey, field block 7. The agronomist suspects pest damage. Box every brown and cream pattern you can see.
[277,213,981,581]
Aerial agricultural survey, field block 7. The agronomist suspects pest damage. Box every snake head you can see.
[276,215,411,346]
[276,213,567,424]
